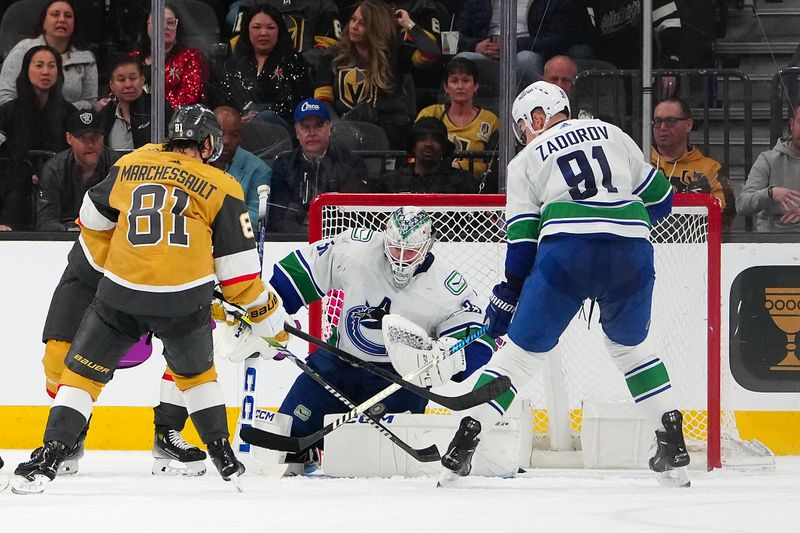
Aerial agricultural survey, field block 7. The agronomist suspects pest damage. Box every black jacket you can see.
[379,163,477,194]
[526,0,594,58]
[267,144,369,234]
[453,0,492,53]
[37,146,117,231]
[97,93,172,150]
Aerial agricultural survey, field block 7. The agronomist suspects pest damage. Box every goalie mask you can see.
[383,206,434,288]
[511,81,570,144]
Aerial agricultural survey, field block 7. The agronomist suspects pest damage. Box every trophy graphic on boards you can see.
[764,287,800,371]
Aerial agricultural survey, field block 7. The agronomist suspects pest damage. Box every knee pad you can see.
[42,340,71,398]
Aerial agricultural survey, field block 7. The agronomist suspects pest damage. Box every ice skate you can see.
[17,427,86,478]
[649,410,691,488]
[437,416,481,487]
[11,441,68,495]
[208,438,245,491]
[152,426,207,476]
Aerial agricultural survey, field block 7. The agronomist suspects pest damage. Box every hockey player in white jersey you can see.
[439,81,691,487]
[266,206,495,466]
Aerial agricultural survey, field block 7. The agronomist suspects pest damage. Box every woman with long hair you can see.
[0,45,76,230]
[0,0,97,110]
[130,3,208,109]
[416,57,499,188]
[211,3,312,127]
[314,0,440,149]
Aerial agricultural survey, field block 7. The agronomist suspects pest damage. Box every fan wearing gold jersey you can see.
[11,105,290,495]
[416,57,499,189]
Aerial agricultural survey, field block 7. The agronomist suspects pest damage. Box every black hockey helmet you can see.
[167,104,223,162]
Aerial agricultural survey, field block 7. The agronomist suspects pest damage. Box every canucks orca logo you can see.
[344,297,392,356]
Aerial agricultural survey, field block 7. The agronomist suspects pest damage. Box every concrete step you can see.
[715,41,796,55]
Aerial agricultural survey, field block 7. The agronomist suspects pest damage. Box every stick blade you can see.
[240,426,305,453]
[412,444,442,463]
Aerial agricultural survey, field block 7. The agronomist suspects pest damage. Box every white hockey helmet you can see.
[383,206,434,288]
[511,81,571,144]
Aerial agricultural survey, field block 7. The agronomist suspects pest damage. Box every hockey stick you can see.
[234,185,271,458]
[277,347,441,462]
[241,325,510,453]
[283,322,506,410]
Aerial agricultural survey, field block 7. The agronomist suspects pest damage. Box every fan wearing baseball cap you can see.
[37,109,117,231]
[268,98,370,233]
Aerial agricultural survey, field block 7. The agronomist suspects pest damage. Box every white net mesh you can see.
[312,194,730,468]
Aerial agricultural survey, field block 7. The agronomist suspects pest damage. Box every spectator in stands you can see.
[380,116,477,193]
[737,105,800,232]
[416,57,498,189]
[212,105,272,228]
[586,1,682,71]
[0,1,97,111]
[129,3,209,110]
[454,0,591,90]
[97,56,172,152]
[542,55,577,99]
[314,0,441,149]
[0,45,76,230]
[211,3,312,128]
[225,0,342,52]
[651,97,735,230]
[37,110,116,231]
[267,98,369,233]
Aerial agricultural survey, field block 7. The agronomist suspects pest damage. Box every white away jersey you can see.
[269,229,494,370]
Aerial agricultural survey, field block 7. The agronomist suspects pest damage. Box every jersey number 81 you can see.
[127,183,190,247]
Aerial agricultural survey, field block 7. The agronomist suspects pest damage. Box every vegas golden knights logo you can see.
[283,14,305,51]
[453,135,469,151]
[764,287,800,371]
[338,67,374,109]
[729,266,800,393]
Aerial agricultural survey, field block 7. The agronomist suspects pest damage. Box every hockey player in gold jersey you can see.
[12,105,290,494]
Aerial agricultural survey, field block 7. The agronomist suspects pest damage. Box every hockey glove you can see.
[485,281,518,338]
[213,319,275,363]
[245,283,291,348]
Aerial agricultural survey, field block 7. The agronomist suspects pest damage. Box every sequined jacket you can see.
[130,46,209,110]
[216,50,313,124]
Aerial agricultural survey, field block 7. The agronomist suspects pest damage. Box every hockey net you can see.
[308,193,749,470]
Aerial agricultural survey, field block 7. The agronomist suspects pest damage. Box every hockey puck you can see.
[367,403,386,418]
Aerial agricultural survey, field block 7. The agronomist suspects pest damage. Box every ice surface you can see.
[0,450,797,533]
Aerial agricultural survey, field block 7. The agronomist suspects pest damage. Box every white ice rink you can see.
[1,451,798,533]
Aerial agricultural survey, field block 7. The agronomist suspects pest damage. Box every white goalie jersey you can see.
[268,228,494,378]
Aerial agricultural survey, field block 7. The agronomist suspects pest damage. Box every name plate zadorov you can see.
[323,413,521,478]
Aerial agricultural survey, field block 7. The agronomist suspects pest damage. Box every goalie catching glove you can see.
[382,314,466,388]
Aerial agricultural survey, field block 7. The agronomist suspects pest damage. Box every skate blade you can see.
[0,475,8,493]
[436,468,462,488]
[656,466,691,488]
[229,474,244,493]
[58,459,80,476]
[151,458,207,477]
[10,474,51,495]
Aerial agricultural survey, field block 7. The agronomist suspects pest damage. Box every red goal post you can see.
[308,193,723,470]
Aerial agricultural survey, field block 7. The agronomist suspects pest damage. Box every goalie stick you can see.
[283,322,505,409]
[241,324,510,453]
[277,346,441,462]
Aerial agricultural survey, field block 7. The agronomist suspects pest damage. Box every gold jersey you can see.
[416,105,499,178]
[77,144,264,316]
